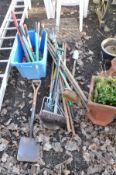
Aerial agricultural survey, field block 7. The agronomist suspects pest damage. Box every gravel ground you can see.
[0,0,116,175]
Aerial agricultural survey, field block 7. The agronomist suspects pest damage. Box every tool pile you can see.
[39,37,88,135]
[10,12,47,162]
[10,12,88,136]
[9,12,88,160]
[10,11,47,80]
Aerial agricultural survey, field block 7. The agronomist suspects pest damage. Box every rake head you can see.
[39,110,66,129]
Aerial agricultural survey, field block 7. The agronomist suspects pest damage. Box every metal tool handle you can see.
[30,80,41,138]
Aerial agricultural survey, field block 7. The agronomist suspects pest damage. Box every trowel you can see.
[17,80,41,162]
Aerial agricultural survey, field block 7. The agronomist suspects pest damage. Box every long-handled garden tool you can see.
[23,24,33,52]
[72,49,79,78]
[18,25,35,62]
[17,80,41,162]
[52,45,63,114]
[48,39,88,109]
[11,11,31,62]
[39,45,66,129]
[35,22,40,61]
[39,71,66,128]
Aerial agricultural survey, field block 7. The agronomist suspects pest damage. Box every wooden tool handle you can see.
[60,79,71,133]
[30,80,41,138]
[66,101,75,136]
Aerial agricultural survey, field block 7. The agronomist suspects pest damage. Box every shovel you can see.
[17,80,41,162]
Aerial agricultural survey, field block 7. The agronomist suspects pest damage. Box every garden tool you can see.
[39,70,66,128]
[35,22,39,61]
[62,88,81,106]
[39,97,66,129]
[18,25,35,62]
[60,79,71,132]
[66,101,75,136]
[24,24,33,52]
[44,62,56,112]
[39,45,66,129]
[52,45,63,113]
[60,79,76,135]
[11,11,31,62]
[17,80,41,162]
[48,39,88,108]
[61,44,76,133]
[72,49,79,77]
[71,49,79,116]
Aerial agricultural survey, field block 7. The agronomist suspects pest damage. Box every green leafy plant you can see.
[92,76,116,106]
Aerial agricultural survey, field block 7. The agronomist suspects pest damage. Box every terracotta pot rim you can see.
[88,100,116,109]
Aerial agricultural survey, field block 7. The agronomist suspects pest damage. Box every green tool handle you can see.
[24,24,33,52]
[19,25,35,62]
[19,37,31,62]
[22,35,35,62]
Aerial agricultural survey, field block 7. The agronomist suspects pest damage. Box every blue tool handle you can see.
[35,32,39,61]
[35,22,39,61]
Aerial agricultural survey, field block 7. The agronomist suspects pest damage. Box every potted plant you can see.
[87,76,116,126]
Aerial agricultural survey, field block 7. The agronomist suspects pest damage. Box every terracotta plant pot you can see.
[87,76,116,126]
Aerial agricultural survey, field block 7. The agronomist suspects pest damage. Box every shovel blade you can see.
[17,137,40,162]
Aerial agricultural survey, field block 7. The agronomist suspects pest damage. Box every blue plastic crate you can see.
[10,30,47,80]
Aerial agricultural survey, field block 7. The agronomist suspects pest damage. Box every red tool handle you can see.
[11,11,23,44]
[11,11,31,62]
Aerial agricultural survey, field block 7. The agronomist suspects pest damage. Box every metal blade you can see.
[17,137,40,162]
